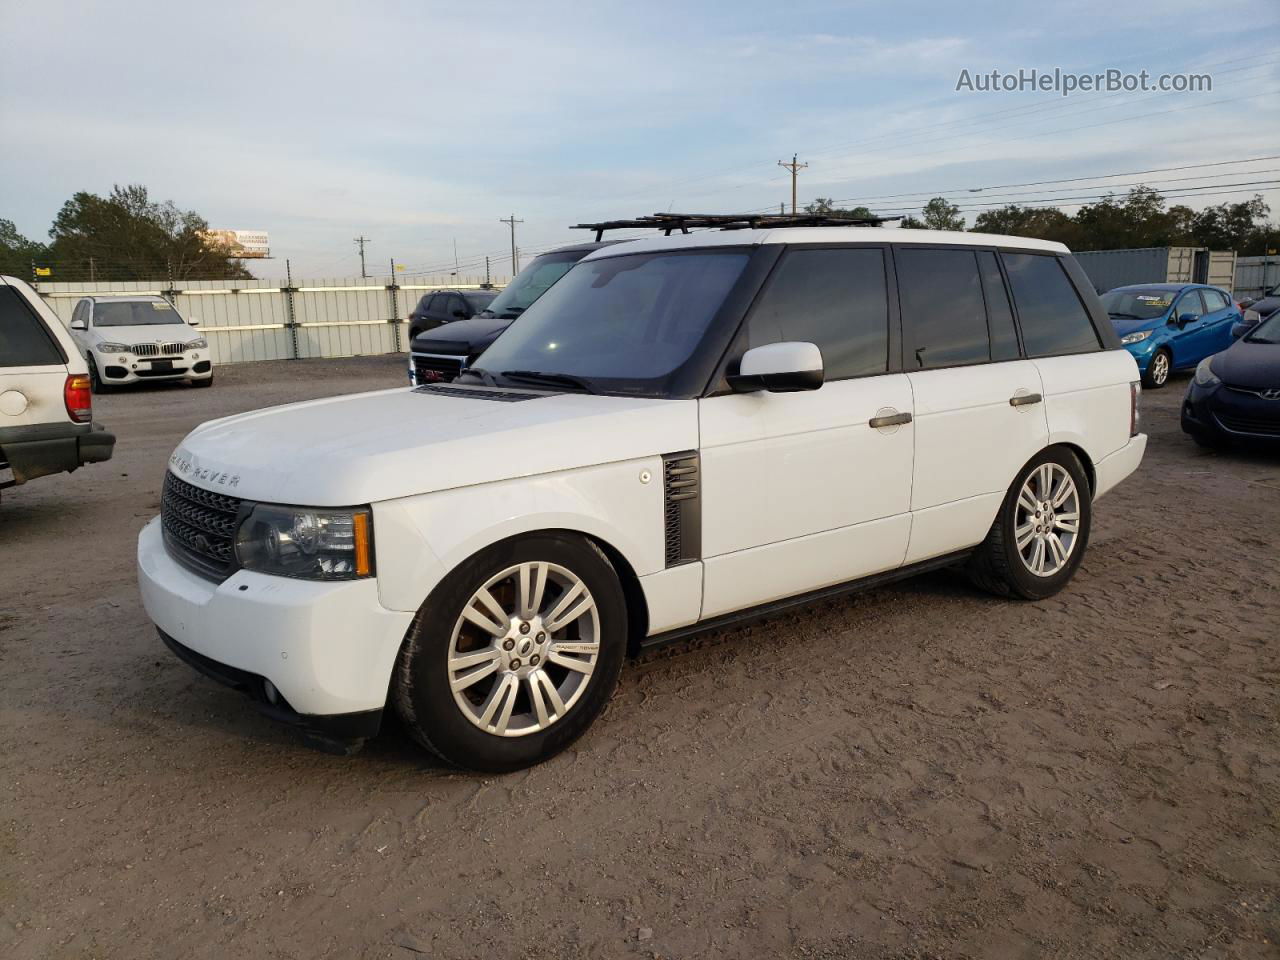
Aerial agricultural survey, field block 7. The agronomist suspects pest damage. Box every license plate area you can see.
[150,359,174,372]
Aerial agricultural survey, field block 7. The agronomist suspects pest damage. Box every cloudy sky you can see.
[2,0,1277,279]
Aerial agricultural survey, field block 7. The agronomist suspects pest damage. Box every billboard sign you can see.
[204,229,270,259]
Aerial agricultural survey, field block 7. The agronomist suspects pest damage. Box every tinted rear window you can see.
[746,247,889,379]
[0,285,65,368]
[1003,254,1102,357]
[897,248,990,369]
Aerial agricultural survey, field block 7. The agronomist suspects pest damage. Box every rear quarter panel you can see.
[1034,349,1138,468]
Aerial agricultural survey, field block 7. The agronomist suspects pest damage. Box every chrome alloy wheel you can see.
[1150,351,1170,386]
[1015,462,1082,578]
[447,562,600,737]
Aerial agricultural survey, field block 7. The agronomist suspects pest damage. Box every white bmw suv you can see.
[138,225,1146,771]
[69,295,213,392]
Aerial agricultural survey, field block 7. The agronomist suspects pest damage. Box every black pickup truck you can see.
[408,240,620,384]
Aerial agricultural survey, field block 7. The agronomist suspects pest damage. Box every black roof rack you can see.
[571,212,902,242]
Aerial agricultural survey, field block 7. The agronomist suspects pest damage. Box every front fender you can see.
[372,457,666,614]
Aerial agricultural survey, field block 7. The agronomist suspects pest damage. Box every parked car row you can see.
[142,221,1151,772]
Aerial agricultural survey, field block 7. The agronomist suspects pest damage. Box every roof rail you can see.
[571,212,902,242]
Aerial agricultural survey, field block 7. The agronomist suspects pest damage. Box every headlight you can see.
[1193,357,1221,387]
[235,504,374,580]
[187,338,208,350]
[97,342,131,353]
[1121,329,1153,345]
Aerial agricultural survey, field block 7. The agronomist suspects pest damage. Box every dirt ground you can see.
[1,355,1277,960]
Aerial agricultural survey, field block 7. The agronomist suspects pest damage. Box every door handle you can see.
[1009,392,1043,407]
[869,411,912,428]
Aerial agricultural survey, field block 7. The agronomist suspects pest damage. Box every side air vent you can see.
[662,451,701,567]
[413,384,542,402]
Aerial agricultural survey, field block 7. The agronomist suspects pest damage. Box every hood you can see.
[172,386,697,505]
[411,316,512,354]
[1110,315,1164,338]
[91,323,195,344]
[1247,296,1280,318]
[1214,337,1280,390]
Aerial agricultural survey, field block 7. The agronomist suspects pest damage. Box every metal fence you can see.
[34,272,508,365]
[1235,255,1280,300]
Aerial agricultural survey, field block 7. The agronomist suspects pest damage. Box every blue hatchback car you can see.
[1100,283,1243,388]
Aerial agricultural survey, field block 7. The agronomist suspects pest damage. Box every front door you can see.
[698,245,914,619]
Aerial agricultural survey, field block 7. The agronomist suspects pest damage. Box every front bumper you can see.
[1122,338,1159,373]
[137,518,414,725]
[1182,380,1280,444]
[99,353,212,384]
[0,421,115,485]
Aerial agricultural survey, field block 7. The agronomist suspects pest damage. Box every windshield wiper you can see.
[1108,311,1141,320]
[457,366,500,386]
[500,369,597,393]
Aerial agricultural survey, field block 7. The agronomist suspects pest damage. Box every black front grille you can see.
[161,472,244,581]
[1215,413,1280,436]
[412,354,465,384]
[662,452,701,567]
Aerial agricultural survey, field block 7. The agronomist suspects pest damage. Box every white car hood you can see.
[91,324,196,344]
[171,386,697,505]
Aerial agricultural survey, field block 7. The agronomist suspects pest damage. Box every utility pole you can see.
[88,257,96,282]
[353,236,370,278]
[777,153,808,214]
[485,256,491,287]
[499,214,523,275]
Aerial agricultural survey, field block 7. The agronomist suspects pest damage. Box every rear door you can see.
[897,246,1049,563]
[698,244,914,618]
[0,281,72,432]
[1004,252,1131,466]
[1195,288,1238,357]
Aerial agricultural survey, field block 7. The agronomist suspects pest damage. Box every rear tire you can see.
[393,533,627,772]
[1143,349,1171,389]
[967,448,1092,601]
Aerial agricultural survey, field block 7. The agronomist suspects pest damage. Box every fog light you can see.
[263,679,279,705]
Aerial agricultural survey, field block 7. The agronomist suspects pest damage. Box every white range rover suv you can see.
[69,295,213,392]
[138,224,1146,771]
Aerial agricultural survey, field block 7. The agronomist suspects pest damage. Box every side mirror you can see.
[452,310,469,319]
[188,317,200,327]
[1175,312,1200,327]
[69,318,87,331]
[728,341,824,393]
[1231,321,1251,340]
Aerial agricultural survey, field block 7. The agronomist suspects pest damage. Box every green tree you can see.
[0,219,50,278]
[921,197,965,231]
[804,198,876,220]
[971,205,1080,246]
[46,184,253,281]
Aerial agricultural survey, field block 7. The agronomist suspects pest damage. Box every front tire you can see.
[87,357,110,394]
[393,534,627,772]
[1143,349,1171,389]
[967,448,1092,601]
[192,374,213,388]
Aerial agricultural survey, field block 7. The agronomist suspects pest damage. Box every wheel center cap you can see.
[517,638,534,657]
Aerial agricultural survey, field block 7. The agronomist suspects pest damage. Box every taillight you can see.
[64,374,92,424]
[1129,380,1141,437]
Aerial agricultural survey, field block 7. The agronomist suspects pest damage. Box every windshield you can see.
[474,249,750,393]
[1246,310,1280,343]
[480,251,585,318]
[1100,289,1175,321]
[94,301,185,327]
